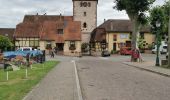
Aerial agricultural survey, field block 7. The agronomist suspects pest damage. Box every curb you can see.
[72,60,83,100]
[123,62,170,78]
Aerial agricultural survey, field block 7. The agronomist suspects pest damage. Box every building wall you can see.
[144,33,155,45]
[106,32,155,52]
[106,33,130,52]
[15,38,39,48]
[64,41,81,56]
[73,0,97,42]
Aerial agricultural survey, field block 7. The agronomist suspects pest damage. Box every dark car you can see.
[101,50,111,57]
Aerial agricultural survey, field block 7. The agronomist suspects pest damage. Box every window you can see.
[113,35,117,41]
[88,2,91,7]
[58,29,64,34]
[46,42,52,50]
[84,12,87,16]
[120,34,128,39]
[69,41,76,51]
[29,41,34,47]
[83,22,87,28]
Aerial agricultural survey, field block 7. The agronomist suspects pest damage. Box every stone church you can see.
[14,0,98,56]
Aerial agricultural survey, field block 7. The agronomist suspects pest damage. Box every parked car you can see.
[120,47,132,55]
[152,41,167,54]
[101,50,110,57]
[17,47,35,51]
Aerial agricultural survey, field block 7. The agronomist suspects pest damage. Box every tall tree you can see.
[150,6,165,66]
[162,0,170,67]
[114,0,155,61]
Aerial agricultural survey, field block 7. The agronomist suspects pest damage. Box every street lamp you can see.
[155,21,161,66]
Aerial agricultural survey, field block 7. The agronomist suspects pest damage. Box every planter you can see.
[161,60,168,66]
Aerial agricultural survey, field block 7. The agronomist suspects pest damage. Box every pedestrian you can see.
[51,50,54,58]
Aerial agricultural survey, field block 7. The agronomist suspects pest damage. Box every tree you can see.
[114,0,155,61]
[0,35,13,52]
[162,0,170,67]
[150,6,165,66]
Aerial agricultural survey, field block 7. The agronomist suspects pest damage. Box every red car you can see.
[120,47,132,55]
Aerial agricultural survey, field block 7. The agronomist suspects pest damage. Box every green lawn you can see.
[0,61,59,100]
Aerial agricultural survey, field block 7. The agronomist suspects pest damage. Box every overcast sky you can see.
[0,0,165,28]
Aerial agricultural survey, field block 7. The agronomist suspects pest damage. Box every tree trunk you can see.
[131,18,140,62]
[168,8,170,67]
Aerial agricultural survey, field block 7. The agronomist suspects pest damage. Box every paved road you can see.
[24,61,78,100]
[76,57,170,100]
[24,54,170,100]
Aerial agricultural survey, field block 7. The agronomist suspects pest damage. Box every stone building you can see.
[90,19,155,52]
[13,0,98,56]
[14,15,82,56]
[73,0,98,43]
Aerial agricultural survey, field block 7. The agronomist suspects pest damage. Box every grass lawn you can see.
[0,61,59,100]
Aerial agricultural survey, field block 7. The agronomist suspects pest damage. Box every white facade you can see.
[73,0,97,43]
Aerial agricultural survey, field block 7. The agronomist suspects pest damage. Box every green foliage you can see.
[114,0,155,25]
[138,36,145,49]
[161,0,170,34]
[111,50,119,54]
[150,6,165,35]
[148,44,154,50]
[81,43,89,52]
[0,35,13,51]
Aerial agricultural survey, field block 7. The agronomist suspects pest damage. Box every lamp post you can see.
[155,21,161,66]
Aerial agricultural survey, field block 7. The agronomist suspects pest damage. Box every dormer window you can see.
[83,22,87,28]
[57,29,63,34]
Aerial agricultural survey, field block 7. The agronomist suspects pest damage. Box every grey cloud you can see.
[0,0,165,28]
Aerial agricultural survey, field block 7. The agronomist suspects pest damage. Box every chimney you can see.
[104,19,106,22]
[60,13,62,21]
[44,13,47,15]
[111,21,113,31]
[36,13,38,15]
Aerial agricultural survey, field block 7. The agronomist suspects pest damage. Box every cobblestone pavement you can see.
[76,57,170,100]
[23,61,78,100]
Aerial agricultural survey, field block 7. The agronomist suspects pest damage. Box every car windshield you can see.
[23,48,31,51]
[163,46,167,49]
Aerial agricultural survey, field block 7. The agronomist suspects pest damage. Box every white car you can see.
[152,41,167,54]
[17,47,34,51]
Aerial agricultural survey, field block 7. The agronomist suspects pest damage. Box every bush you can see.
[81,43,89,52]
[111,50,119,54]
[148,44,154,50]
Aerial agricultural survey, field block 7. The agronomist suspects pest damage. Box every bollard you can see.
[25,67,28,79]
[6,71,8,81]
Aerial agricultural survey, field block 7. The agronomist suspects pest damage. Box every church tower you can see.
[73,0,98,43]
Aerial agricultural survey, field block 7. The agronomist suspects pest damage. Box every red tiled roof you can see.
[90,28,106,42]
[99,19,150,33]
[23,15,73,23]
[40,21,65,43]
[14,22,40,38]
[15,15,81,42]
[64,21,81,41]
[0,28,15,40]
